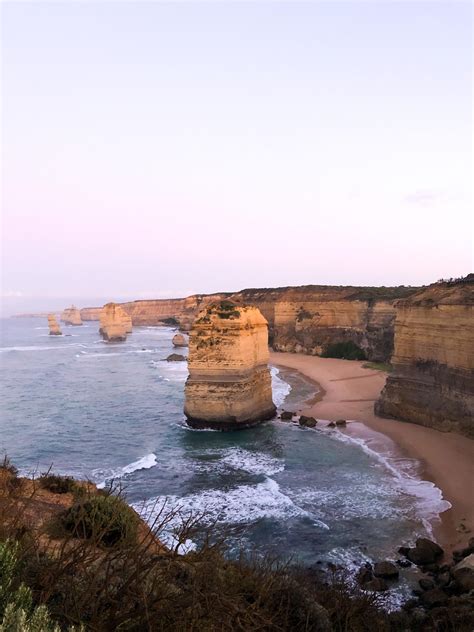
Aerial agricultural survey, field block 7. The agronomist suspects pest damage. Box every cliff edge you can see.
[375,276,474,437]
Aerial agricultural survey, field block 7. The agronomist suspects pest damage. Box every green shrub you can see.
[321,341,367,361]
[60,494,139,547]
[39,474,78,495]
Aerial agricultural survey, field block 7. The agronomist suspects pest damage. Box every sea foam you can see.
[94,453,158,489]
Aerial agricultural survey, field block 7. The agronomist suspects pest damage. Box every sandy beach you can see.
[271,351,474,553]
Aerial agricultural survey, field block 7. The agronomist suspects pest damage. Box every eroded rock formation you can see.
[99,303,132,342]
[172,333,188,347]
[61,305,83,326]
[375,276,474,437]
[47,314,62,335]
[184,302,276,430]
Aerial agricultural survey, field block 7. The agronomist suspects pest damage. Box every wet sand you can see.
[271,352,474,553]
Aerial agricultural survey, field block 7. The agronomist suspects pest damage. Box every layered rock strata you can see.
[47,314,62,335]
[184,302,276,430]
[99,303,132,342]
[114,286,419,361]
[375,277,474,437]
[61,305,83,326]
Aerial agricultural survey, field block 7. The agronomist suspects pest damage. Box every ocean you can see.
[0,318,450,601]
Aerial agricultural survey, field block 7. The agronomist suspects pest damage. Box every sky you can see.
[1,1,472,313]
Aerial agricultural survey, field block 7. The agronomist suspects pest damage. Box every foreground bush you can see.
[59,494,139,547]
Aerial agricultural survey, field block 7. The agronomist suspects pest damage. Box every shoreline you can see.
[270,351,474,553]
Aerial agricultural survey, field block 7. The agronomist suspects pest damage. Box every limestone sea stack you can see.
[172,333,188,347]
[47,314,62,335]
[60,305,83,326]
[184,301,276,430]
[375,275,474,437]
[99,303,132,342]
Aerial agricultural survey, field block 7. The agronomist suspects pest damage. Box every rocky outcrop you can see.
[184,302,276,430]
[375,276,474,437]
[61,305,83,326]
[47,314,62,335]
[80,307,102,321]
[172,333,188,347]
[99,303,132,342]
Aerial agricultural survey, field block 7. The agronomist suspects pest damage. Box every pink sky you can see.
[1,1,472,311]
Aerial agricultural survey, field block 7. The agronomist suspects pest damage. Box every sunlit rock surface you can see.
[184,302,276,430]
[47,314,62,336]
[99,303,132,342]
[376,276,474,437]
[61,306,83,326]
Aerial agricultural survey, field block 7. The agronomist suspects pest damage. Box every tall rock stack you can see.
[184,301,276,430]
[375,276,474,437]
[47,314,62,336]
[99,303,132,342]
[61,305,83,326]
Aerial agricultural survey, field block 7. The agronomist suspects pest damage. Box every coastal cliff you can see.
[375,277,474,437]
[47,313,61,335]
[184,302,276,429]
[102,286,417,362]
[100,303,132,342]
[80,306,102,321]
[61,305,83,326]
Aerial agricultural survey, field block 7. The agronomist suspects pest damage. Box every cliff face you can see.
[376,278,474,437]
[47,314,62,335]
[61,306,83,326]
[184,302,276,430]
[121,294,230,328]
[228,286,417,362]
[114,286,418,362]
[100,303,132,342]
[80,307,102,321]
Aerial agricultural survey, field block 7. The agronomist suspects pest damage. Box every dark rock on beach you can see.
[280,411,294,421]
[299,415,317,427]
[335,419,347,426]
[406,538,444,566]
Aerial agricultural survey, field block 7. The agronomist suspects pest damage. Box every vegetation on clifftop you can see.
[1,461,473,631]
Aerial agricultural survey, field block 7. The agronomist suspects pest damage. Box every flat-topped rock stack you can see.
[376,276,474,437]
[99,303,132,342]
[184,301,276,430]
[47,314,62,335]
[61,305,83,326]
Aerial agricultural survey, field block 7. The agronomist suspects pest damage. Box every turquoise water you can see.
[0,318,449,578]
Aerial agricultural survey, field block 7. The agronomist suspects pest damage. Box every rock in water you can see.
[184,301,276,430]
[60,305,83,326]
[172,333,188,347]
[166,354,186,362]
[99,303,132,342]
[47,314,62,336]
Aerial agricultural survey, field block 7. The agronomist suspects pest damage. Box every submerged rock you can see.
[166,354,186,362]
[184,302,276,430]
[47,314,62,336]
